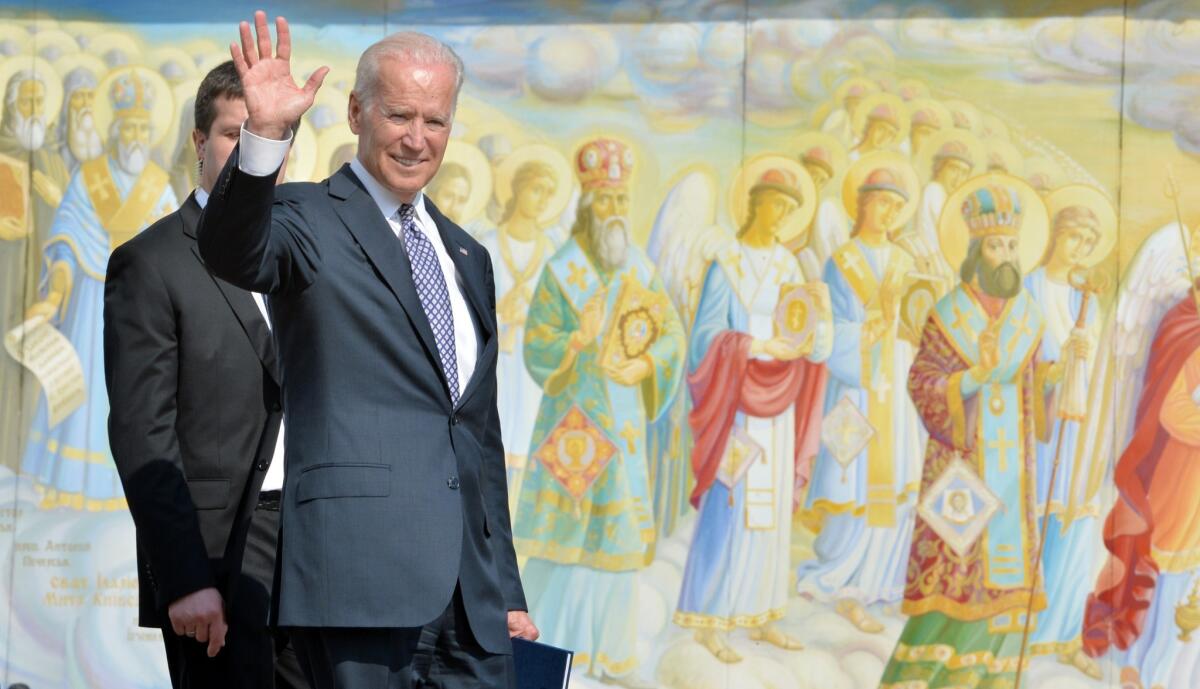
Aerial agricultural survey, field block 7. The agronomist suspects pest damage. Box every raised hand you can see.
[230,11,328,140]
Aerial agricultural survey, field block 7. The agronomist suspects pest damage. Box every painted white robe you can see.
[796,238,925,605]
[675,244,832,629]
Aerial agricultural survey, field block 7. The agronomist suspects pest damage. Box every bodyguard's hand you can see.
[508,610,540,641]
[168,587,227,657]
[230,11,328,140]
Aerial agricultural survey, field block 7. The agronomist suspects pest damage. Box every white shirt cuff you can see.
[238,124,292,178]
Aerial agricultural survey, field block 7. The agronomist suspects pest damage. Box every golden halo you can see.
[1023,156,1066,195]
[833,75,880,107]
[159,77,203,165]
[841,150,920,230]
[85,31,144,67]
[983,139,1025,177]
[937,172,1049,273]
[59,21,107,43]
[285,119,318,183]
[31,29,79,61]
[148,46,199,82]
[310,85,349,132]
[915,128,985,185]
[981,112,1012,141]
[180,38,221,61]
[434,140,493,226]
[867,70,898,94]
[53,52,107,84]
[850,92,910,147]
[93,65,174,148]
[0,56,63,131]
[494,143,573,227]
[1044,184,1117,268]
[196,52,231,78]
[944,99,983,136]
[316,124,356,178]
[729,154,818,245]
[896,77,930,101]
[791,130,849,188]
[907,97,952,133]
[0,25,30,54]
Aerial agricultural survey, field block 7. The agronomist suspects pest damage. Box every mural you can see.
[1,1,1200,688]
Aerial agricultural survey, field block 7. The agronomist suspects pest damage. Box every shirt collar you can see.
[194,187,209,209]
[349,157,425,222]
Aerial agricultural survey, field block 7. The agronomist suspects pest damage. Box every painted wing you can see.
[1069,222,1194,508]
[646,169,731,329]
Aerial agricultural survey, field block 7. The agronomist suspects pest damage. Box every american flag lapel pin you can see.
[459,246,469,256]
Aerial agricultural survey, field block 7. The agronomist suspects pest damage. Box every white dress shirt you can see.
[195,186,286,492]
[236,125,478,395]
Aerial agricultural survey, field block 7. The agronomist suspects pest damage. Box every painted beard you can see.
[589,213,630,272]
[67,109,103,162]
[13,114,46,151]
[117,139,148,175]
[978,260,1022,298]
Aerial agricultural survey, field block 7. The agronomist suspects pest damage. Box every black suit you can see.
[196,153,525,687]
[104,194,304,688]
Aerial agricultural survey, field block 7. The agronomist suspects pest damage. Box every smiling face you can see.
[348,57,456,202]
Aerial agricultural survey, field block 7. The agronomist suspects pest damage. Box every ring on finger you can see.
[186,630,196,637]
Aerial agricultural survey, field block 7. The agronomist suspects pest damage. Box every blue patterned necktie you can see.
[398,203,459,405]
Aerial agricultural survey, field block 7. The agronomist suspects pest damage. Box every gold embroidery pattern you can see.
[672,607,785,631]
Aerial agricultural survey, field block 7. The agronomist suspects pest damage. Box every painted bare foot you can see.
[1119,666,1144,689]
[834,598,885,633]
[694,629,742,663]
[749,624,803,650]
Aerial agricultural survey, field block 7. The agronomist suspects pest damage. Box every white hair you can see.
[353,31,464,112]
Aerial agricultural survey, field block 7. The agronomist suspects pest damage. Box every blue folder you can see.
[512,637,573,689]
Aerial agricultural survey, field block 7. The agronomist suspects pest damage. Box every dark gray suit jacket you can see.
[197,151,525,654]
[104,194,283,628]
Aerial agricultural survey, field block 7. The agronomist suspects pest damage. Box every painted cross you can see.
[567,261,589,291]
[619,421,638,454]
[988,426,1017,473]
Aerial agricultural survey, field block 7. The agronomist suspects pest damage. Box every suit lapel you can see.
[183,193,280,384]
[328,166,448,396]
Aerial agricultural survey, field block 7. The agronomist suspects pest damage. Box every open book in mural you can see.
[1,1,1199,688]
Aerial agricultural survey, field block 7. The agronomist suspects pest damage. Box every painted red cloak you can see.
[1083,296,1200,657]
[686,330,827,509]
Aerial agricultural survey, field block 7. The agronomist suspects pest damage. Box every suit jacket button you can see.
[451,413,460,426]
[447,476,460,490]
[271,402,282,412]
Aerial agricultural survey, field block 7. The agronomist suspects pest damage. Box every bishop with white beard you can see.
[20,69,176,510]
[0,68,71,474]
[514,138,685,688]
